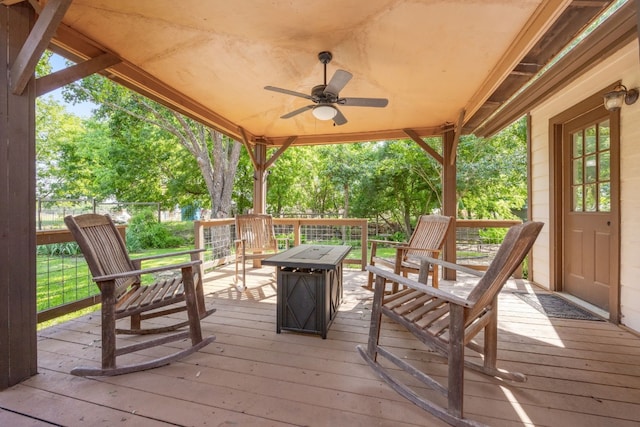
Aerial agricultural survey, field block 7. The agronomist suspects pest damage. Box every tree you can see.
[456,117,527,219]
[351,139,442,236]
[35,97,84,199]
[64,72,242,218]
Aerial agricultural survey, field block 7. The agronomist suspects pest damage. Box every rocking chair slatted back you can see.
[404,215,453,262]
[234,214,289,291]
[67,213,138,299]
[236,214,279,252]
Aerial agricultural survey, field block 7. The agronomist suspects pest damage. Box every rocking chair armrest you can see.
[132,248,205,263]
[93,259,202,283]
[418,255,484,277]
[366,265,475,308]
[397,246,441,256]
[369,238,405,245]
[369,239,402,259]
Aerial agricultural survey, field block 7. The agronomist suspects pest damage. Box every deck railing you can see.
[194,217,369,271]
[455,219,523,277]
[35,226,125,323]
[36,218,521,322]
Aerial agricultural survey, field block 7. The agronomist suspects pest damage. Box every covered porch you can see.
[2,266,638,426]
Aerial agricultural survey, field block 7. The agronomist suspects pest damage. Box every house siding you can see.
[530,40,640,332]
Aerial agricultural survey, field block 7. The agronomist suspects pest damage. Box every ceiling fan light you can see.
[312,104,337,120]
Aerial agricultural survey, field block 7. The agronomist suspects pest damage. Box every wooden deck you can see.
[2,265,640,426]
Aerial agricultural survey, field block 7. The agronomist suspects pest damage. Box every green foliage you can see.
[36,242,81,256]
[456,117,527,219]
[478,227,508,244]
[126,210,184,251]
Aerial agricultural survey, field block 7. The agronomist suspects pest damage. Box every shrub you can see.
[126,210,185,251]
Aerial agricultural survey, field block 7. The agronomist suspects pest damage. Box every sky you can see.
[45,53,98,118]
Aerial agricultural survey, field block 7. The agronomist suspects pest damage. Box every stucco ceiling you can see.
[45,0,614,145]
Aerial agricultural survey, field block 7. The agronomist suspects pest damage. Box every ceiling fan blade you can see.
[265,85,313,100]
[339,97,389,107]
[332,107,348,126]
[324,70,352,95]
[280,105,314,119]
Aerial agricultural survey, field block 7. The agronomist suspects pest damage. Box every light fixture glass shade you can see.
[603,87,625,111]
[312,104,337,120]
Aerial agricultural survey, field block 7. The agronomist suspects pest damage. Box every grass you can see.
[37,246,192,326]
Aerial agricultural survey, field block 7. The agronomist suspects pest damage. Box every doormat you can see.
[513,292,603,321]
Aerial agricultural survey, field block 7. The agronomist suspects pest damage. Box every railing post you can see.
[194,220,204,261]
[360,219,367,271]
[293,219,301,246]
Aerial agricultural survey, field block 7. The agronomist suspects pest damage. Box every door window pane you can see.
[573,186,583,212]
[572,132,583,157]
[584,183,597,212]
[599,152,610,181]
[585,126,597,154]
[599,183,611,212]
[585,155,596,183]
[573,159,583,184]
[599,120,610,150]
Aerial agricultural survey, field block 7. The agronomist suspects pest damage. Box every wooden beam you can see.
[264,135,297,170]
[2,0,48,13]
[475,0,636,137]
[36,52,121,97]
[403,128,444,164]
[449,109,465,166]
[10,0,72,95]
[464,0,572,124]
[239,127,258,170]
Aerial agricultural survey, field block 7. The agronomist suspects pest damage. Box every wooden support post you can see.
[253,143,267,214]
[442,130,457,280]
[0,2,38,390]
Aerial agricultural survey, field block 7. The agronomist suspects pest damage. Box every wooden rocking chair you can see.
[358,221,543,426]
[235,214,288,290]
[366,214,453,292]
[65,213,216,376]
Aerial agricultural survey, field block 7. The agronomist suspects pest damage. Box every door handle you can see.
[607,221,611,226]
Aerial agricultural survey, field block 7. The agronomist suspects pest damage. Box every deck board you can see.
[1,266,640,426]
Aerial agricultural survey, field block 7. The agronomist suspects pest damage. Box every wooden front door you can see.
[562,109,618,311]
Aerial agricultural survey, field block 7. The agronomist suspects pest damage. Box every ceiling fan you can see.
[264,51,388,126]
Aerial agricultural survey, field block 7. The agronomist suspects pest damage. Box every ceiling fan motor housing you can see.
[311,84,338,103]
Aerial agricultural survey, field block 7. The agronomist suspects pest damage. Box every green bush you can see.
[126,210,185,251]
[478,227,508,244]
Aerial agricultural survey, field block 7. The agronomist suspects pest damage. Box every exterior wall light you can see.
[603,84,639,111]
[312,104,338,120]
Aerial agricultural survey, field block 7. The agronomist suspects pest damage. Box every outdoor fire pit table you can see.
[262,244,352,339]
